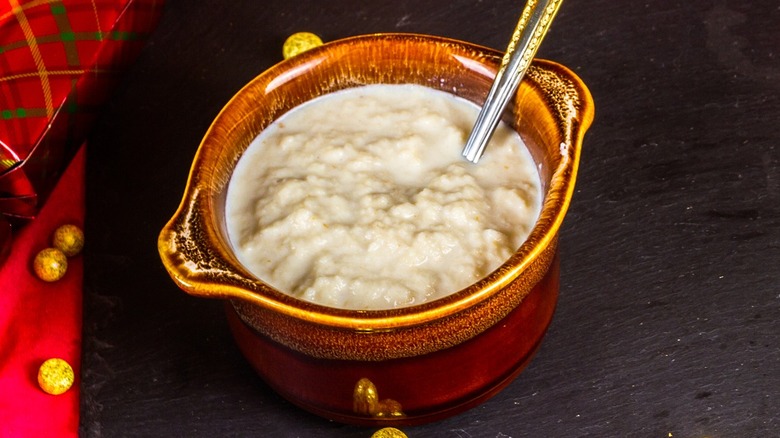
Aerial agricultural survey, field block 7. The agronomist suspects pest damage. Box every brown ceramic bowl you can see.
[158,33,593,426]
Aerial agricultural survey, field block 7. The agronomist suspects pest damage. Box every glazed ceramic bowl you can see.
[158,33,593,426]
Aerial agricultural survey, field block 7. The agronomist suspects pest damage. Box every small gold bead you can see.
[52,224,84,257]
[33,248,68,282]
[38,358,75,395]
[371,427,408,438]
[282,32,323,59]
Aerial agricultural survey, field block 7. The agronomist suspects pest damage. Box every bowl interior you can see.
[158,33,594,329]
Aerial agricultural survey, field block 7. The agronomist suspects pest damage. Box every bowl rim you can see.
[158,32,594,331]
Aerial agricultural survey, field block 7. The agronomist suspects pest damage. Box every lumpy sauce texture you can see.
[226,84,541,310]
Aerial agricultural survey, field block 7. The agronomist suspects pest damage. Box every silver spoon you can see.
[461,0,564,163]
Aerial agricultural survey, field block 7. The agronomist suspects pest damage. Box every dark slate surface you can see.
[80,0,779,436]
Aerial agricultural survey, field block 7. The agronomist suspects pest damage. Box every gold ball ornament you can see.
[371,428,408,438]
[52,224,84,257]
[38,358,75,395]
[33,248,68,282]
[282,32,323,59]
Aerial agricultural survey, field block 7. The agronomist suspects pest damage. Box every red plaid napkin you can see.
[0,0,162,434]
[0,0,163,257]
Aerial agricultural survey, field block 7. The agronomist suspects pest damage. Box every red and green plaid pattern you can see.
[0,0,162,221]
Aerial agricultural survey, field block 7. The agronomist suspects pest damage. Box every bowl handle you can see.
[157,189,253,300]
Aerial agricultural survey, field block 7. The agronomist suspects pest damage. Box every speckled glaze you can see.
[158,33,593,425]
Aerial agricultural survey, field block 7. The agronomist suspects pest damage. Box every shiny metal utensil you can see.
[462,0,564,163]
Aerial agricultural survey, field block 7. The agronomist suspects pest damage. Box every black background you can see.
[80,1,779,436]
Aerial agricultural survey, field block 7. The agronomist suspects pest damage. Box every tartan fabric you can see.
[0,0,163,219]
[0,0,163,266]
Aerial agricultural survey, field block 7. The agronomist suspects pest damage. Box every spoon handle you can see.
[462,0,564,163]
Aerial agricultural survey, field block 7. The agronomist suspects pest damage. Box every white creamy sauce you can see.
[226,84,541,310]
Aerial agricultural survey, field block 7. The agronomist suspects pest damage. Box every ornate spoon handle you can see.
[462,0,564,163]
